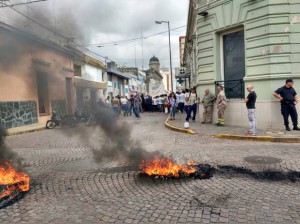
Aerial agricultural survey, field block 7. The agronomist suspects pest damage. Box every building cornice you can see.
[85,56,105,70]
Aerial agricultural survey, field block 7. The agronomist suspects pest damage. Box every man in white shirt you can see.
[185,89,191,121]
[190,88,198,121]
[178,90,186,113]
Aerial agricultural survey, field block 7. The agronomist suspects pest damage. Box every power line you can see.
[144,25,186,39]
[2,2,184,68]
[2,2,115,63]
[85,25,187,47]
[111,58,180,61]
[0,0,47,8]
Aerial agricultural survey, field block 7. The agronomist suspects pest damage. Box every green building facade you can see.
[184,0,300,129]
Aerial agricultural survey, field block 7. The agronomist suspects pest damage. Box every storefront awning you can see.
[107,67,132,79]
[75,77,107,89]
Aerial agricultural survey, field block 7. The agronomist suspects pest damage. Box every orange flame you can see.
[139,156,196,178]
[187,160,199,166]
[0,162,30,199]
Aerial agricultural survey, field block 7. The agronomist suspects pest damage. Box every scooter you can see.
[46,111,77,129]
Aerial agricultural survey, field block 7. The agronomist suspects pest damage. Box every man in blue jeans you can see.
[186,88,198,122]
[133,95,141,118]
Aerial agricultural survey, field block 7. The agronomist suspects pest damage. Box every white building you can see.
[74,56,107,110]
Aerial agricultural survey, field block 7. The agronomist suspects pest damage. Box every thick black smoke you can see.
[90,102,162,166]
[0,30,28,72]
[0,126,22,167]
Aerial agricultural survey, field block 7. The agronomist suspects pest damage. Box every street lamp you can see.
[155,20,173,92]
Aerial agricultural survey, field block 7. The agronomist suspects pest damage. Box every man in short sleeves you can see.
[273,79,300,131]
[245,85,257,135]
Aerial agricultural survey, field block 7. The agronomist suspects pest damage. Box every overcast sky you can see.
[1,0,189,70]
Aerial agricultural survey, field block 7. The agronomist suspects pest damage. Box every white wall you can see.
[129,78,138,90]
[82,64,103,82]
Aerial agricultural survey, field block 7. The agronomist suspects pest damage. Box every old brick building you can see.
[0,24,75,128]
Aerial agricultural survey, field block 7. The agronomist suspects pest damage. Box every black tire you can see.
[46,120,56,129]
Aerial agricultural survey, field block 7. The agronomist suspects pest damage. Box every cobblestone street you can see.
[1,113,300,224]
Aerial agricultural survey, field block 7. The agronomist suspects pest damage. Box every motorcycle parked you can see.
[46,111,77,129]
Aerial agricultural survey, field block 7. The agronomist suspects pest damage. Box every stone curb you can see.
[7,126,46,136]
[164,117,197,135]
[214,134,300,143]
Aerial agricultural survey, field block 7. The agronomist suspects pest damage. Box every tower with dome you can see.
[144,56,165,95]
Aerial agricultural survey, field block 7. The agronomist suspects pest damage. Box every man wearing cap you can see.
[273,79,300,131]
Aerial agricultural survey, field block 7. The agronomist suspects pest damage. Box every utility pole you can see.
[155,21,174,92]
[141,28,144,70]
[134,40,137,67]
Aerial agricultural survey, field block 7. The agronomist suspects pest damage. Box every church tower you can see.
[149,56,160,73]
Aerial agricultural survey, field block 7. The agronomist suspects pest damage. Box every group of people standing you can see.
[166,79,300,136]
[104,79,299,136]
[107,95,142,118]
[165,87,228,125]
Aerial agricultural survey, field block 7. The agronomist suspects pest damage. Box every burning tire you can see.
[139,157,214,179]
[46,120,56,129]
[0,162,30,209]
[0,184,25,209]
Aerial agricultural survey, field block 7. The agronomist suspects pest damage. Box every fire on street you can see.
[0,114,300,223]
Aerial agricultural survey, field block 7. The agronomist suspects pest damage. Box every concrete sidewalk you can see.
[6,123,46,136]
[166,112,300,142]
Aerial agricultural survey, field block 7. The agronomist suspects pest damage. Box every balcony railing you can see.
[214,79,245,99]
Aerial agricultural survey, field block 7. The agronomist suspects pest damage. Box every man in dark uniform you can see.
[273,79,300,131]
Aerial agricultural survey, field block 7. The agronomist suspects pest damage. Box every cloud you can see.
[0,0,189,69]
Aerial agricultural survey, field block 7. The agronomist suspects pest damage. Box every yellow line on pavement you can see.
[214,134,300,143]
[164,117,197,135]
